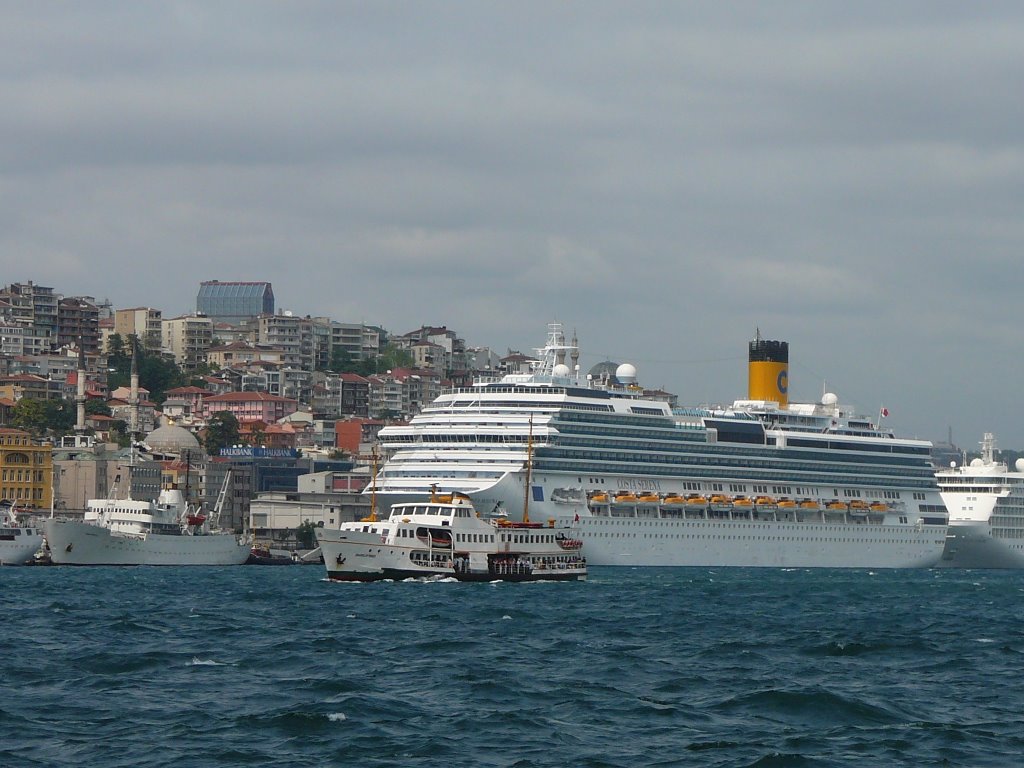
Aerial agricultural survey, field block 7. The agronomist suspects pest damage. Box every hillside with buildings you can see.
[0,279,522,550]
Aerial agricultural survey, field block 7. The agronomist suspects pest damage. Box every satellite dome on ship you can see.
[615,363,637,384]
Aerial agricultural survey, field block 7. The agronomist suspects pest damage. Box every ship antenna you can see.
[523,417,533,524]
[370,445,379,521]
[183,449,191,508]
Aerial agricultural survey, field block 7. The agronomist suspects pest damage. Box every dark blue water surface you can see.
[3,566,1024,767]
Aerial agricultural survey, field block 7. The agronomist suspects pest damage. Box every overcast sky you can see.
[3,2,1023,449]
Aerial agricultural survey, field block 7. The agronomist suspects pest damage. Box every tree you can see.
[43,399,75,434]
[85,399,111,417]
[12,398,47,435]
[246,421,267,448]
[106,333,187,404]
[109,419,131,448]
[295,520,317,549]
[377,343,414,372]
[106,332,125,358]
[329,348,355,374]
[203,411,241,456]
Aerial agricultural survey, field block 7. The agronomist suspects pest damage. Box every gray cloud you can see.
[3,2,1024,446]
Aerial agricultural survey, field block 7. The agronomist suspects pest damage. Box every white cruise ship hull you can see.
[936,522,1024,569]
[44,520,250,566]
[1,531,44,565]
[558,515,947,568]
[417,473,943,568]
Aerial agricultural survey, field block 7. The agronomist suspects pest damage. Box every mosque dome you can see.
[145,423,201,455]
[588,360,621,385]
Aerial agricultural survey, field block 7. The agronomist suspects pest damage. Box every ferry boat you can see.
[316,492,587,582]
[368,325,948,568]
[935,433,1024,568]
[44,483,250,566]
[0,500,44,566]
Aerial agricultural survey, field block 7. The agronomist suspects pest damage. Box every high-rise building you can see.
[114,307,163,351]
[197,281,274,324]
[0,281,59,350]
[162,314,214,372]
[58,296,100,354]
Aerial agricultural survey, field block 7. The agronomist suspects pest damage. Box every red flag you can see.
[881,407,889,417]
[573,512,580,522]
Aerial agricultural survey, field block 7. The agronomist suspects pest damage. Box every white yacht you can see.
[935,433,1024,568]
[367,325,948,569]
[317,492,586,582]
[44,486,250,566]
[0,500,44,566]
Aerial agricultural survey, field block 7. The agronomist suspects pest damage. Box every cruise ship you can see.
[368,325,948,568]
[935,433,1024,568]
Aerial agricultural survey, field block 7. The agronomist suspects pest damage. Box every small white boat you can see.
[0,500,44,566]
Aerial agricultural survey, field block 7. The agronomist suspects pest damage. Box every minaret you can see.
[129,339,140,440]
[74,341,87,440]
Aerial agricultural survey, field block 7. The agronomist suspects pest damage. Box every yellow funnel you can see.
[748,336,789,408]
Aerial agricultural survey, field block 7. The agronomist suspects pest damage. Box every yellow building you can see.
[0,427,53,511]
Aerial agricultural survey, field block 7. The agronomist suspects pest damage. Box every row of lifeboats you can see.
[588,491,888,513]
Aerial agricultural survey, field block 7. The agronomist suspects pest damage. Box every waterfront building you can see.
[0,428,53,511]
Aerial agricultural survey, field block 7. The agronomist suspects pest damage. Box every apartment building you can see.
[114,307,163,351]
[161,314,213,372]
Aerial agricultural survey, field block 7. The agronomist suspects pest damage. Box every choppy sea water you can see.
[3,566,1024,768]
